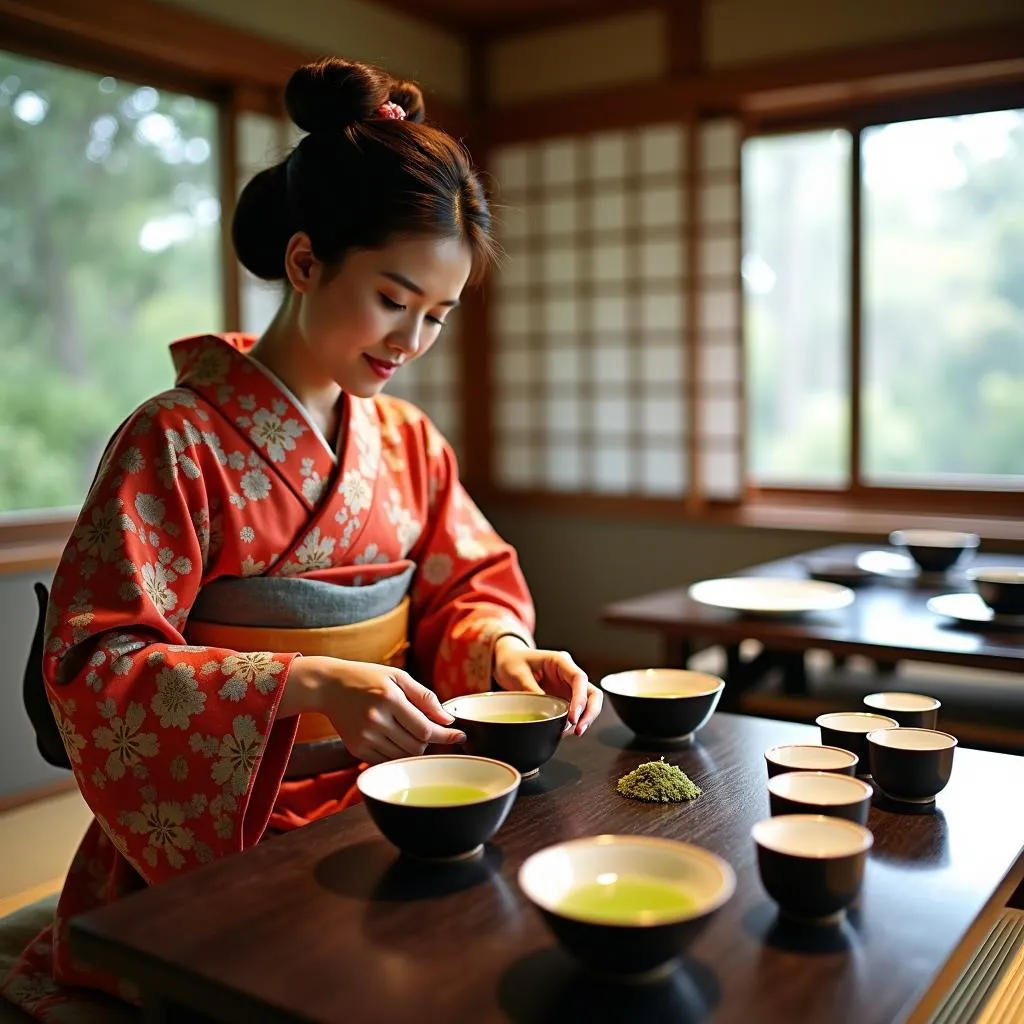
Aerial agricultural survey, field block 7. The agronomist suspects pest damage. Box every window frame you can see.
[0,41,250,549]
[0,0,308,557]
[480,64,1024,530]
[743,82,1024,519]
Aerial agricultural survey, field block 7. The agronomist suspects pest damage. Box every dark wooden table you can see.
[602,545,1024,690]
[71,711,1024,1024]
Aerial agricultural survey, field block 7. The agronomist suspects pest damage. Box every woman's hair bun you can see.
[285,58,392,134]
[388,79,426,123]
[231,162,291,281]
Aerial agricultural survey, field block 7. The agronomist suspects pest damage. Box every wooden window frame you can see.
[743,82,1024,521]
[0,0,289,559]
[477,32,1024,538]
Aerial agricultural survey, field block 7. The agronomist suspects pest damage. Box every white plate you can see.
[856,550,918,579]
[927,593,1024,629]
[688,578,855,616]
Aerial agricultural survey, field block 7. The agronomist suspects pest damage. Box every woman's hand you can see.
[281,657,466,764]
[491,636,603,735]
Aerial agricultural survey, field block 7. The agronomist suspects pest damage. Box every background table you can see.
[71,711,1024,1023]
[602,545,1024,679]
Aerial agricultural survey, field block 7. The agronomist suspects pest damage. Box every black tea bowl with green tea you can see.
[442,692,569,777]
[357,755,520,860]
[600,669,725,744]
[518,835,735,980]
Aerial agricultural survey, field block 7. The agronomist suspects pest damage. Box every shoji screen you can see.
[490,116,743,503]
[491,125,688,496]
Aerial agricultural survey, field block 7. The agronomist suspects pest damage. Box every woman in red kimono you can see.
[3,57,602,1021]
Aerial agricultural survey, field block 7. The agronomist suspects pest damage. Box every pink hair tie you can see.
[375,101,407,121]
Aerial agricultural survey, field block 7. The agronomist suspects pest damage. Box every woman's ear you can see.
[284,232,319,292]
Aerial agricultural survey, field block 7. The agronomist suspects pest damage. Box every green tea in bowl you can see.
[442,692,569,777]
[357,755,520,860]
[478,711,553,723]
[389,784,493,806]
[519,835,735,979]
[557,877,698,924]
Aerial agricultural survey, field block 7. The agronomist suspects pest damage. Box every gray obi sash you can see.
[188,566,414,778]
[190,565,415,628]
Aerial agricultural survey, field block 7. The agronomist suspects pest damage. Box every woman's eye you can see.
[427,315,446,328]
[380,294,405,311]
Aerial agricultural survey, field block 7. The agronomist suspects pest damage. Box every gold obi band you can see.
[185,597,410,777]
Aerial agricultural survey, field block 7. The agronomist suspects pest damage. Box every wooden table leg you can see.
[725,644,745,686]
[873,658,901,676]
[722,645,778,711]
[661,635,692,669]
[776,650,808,694]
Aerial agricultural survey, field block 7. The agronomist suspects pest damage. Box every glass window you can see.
[0,50,221,513]
[743,129,851,486]
[746,111,1024,493]
[862,109,1024,484]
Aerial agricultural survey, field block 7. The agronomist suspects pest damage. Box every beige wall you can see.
[706,0,1024,68]
[152,0,1023,117]
[159,0,468,103]
[488,0,1023,105]
[487,9,666,105]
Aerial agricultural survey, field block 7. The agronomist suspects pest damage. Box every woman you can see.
[3,57,602,1020]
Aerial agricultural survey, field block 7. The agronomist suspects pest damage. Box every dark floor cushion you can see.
[0,894,138,1022]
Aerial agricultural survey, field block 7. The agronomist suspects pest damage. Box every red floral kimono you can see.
[2,333,535,1020]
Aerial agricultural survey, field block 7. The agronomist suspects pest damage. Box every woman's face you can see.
[289,234,472,398]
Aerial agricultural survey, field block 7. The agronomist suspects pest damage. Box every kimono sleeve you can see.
[408,421,536,701]
[43,397,298,885]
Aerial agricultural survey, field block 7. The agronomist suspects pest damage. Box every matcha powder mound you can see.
[616,758,702,803]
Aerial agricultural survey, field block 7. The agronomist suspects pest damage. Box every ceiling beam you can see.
[374,0,665,43]
[482,19,1024,144]
[476,0,665,43]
